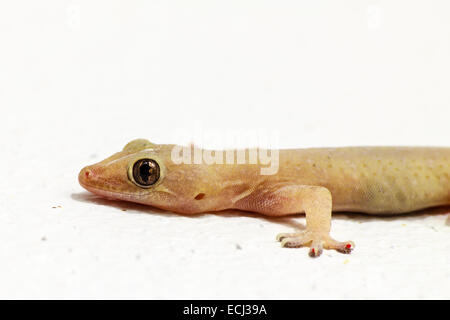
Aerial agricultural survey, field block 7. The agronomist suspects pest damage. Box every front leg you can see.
[234,184,354,257]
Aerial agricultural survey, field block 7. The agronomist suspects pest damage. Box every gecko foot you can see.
[276,231,354,257]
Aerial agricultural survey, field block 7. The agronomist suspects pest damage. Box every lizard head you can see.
[78,139,216,213]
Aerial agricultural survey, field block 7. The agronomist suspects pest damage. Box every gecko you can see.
[78,139,450,257]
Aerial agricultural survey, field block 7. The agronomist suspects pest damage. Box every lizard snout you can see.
[78,166,93,187]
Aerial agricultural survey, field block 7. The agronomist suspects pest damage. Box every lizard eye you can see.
[132,158,160,187]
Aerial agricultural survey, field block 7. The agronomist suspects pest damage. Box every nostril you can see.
[79,167,95,187]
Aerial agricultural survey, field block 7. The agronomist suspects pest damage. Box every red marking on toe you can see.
[345,244,352,249]
[85,171,90,178]
[311,248,315,254]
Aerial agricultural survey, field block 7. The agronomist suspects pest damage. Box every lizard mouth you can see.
[79,181,138,202]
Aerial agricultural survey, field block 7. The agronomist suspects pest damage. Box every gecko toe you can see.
[309,240,323,257]
[280,237,308,248]
[335,241,355,254]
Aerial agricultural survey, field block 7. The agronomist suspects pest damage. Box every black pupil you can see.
[133,159,159,186]
[139,162,152,183]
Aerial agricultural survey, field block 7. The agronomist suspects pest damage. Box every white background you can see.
[0,1,449,299]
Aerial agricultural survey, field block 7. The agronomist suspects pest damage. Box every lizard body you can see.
[79,139,450,257]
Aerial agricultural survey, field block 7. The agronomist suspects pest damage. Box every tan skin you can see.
[79,139,450,257]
